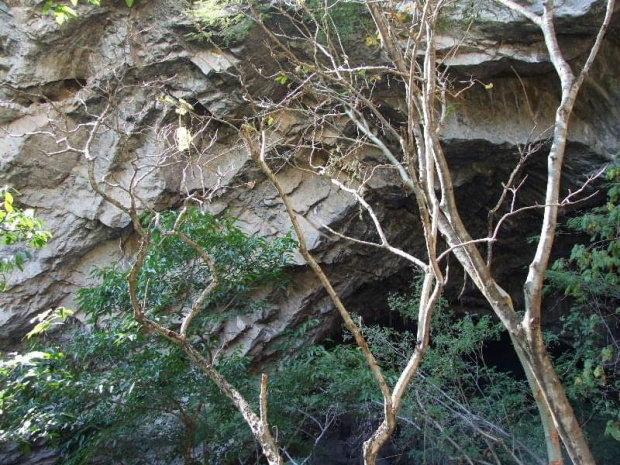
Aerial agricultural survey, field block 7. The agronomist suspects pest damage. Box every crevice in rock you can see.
[12,78,87,106]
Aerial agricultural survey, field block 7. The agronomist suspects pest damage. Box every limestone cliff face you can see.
[0,0,618,353]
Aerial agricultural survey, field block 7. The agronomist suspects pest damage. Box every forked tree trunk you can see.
[437,191,595,464]
[245,128,445,465]
[439,0,615,461]
[363,272,441,464]
[123,217,284,465]
[83,109,285,464]
[243,0,614,462]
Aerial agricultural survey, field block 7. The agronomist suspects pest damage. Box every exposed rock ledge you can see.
[0,0,618,355]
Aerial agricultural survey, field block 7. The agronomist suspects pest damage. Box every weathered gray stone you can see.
[0,0,618,355]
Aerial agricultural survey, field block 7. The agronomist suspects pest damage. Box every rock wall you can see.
[1,0,618,354]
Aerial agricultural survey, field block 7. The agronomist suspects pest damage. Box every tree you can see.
[1,208,295,464]
[10,0,615,462]
[270,281,545,464]
[8,76,294,461]
[230,0,616,463]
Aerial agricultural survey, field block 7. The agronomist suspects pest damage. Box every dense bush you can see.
[266,282,542,464]
[1,208,295,464]
[547,167,620,462]
[3,177,620,463]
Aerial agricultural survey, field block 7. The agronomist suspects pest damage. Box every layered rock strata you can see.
[0,0,618,355]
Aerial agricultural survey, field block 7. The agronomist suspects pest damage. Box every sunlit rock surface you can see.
[0,0,618,354]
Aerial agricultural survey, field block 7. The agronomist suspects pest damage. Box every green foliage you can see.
[42,0,135,25]
[268,343,375,460]
[0,188,51,291]
[0,349,75,448]
[1,208,296,464]
[0,200,558,463]
[189,0,374,48]
[304,0,374,45]
[269,279,540,463]
[436,0,481,34]
[189,0,258,47]
[380,285,540,463]
[79,208,296,337]
[553,168,620,296]
[1,330,257,464]
[26,308,75,339]
[547,167,620,459]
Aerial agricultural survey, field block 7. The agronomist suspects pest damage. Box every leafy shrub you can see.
[267,279,542,464]
[189,0,258,47]
[0,188,51,290]
[303,0,374,45]
[547,166,620,462]
[1,208,296,464]
[42,1,135,25]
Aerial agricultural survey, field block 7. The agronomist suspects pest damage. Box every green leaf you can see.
[59,5,78,17]
[5,190,14,206]
[601,344,614,362]
[54,5,78,24]
[42,1,54,15]
[60,308,74,320]
[275,74,288,85]
[593,365,604,378]
[126,0,134,7]
[365,36,378,47]
[26,308,73,339]
[4,191,14,214]
[606,421,620,442]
